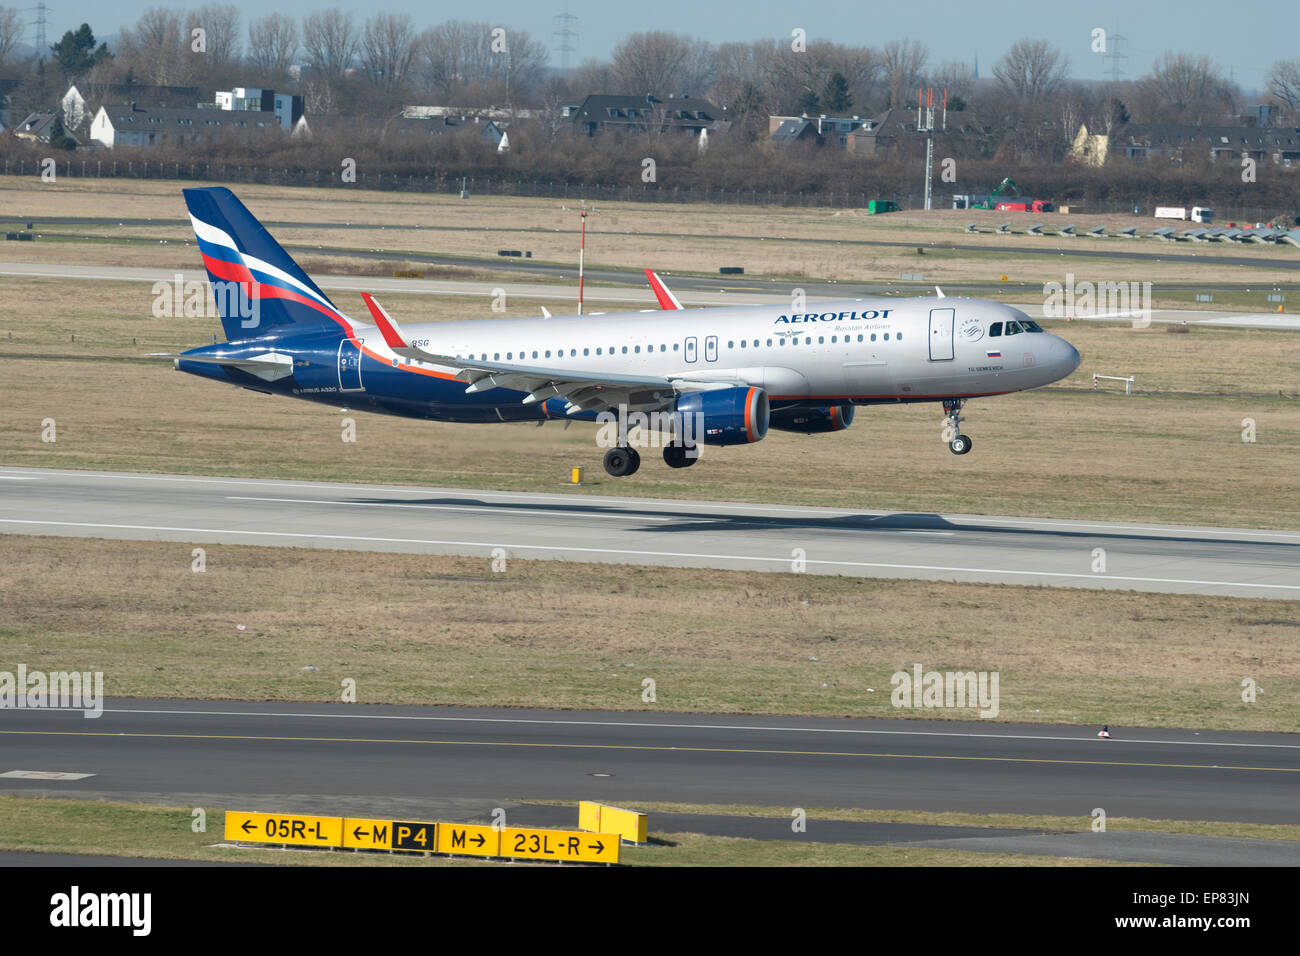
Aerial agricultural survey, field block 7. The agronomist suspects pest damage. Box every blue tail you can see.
[183,187,348,343]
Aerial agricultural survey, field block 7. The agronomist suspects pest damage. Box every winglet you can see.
[645,269,684,310]
[360,292,407,348]
[935,286,946,299]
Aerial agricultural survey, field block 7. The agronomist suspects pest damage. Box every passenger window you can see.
[857,334,863,342]
[727,341,734,349]
[635,346,641,353]
[583,348,589,356]
[870,333,876,342]
[831,335,837,343]
[897,332,902,341]
[753,340,759,348]
[507,352,512,360]
[989,323,1002,337]
[805,337,811,345]
[766,339,773,347]
[818,336,824,344]
[740,340,746,348]
[778,337,785,346]
[622,346,628,354]
[545,350,551,358]
[532,350,538,358]
[494,353,500,360]
[884,333,890,340]
[673,343,679,351]
[596,348,602,355]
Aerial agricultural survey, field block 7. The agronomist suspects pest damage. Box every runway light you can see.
[570,467,583,484]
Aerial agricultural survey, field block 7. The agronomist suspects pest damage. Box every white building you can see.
[213,87,304,132]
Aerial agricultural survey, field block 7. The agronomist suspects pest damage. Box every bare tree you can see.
[119,8,189,86]
[360,13,416,93]
[933,60,975,105]
[881,39,928,108]
[302,8,358,78]
[247,13,298,80]
[1266,59,1300,111]
[192,3,240,67]
[610,31,712,98]
[993,38,1068,100]
[1134,52,1237,124]
[416,21,548,105]
[0,6,22,68]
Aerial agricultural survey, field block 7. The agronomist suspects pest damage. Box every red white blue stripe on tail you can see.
[183,186,352,342]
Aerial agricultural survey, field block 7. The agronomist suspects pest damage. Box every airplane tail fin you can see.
[183,186,350,343]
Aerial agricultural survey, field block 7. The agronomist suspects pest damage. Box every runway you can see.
[2,700,1298,865]
[2,467,1298,598]
[3,260,1299,331]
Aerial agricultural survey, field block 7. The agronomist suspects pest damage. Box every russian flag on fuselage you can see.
[183,186,351,343]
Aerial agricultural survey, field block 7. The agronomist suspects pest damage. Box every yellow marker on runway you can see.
[224,810,342,847]
[571,467,583,484]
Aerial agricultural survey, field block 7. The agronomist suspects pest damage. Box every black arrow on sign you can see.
[241,820,255,833]
[590,840,604,853]
[471,833,485,847]
[353,826,366,840]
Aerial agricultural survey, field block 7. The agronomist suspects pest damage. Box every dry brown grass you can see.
[1,535,1295,730]
[1,349,1296,529]
[4,178,1295,288]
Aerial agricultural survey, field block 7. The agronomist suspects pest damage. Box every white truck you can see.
[1155,205,1214,223]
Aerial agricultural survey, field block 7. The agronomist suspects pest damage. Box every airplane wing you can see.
[645,269,684,310]
[360,293,724,415]
[146,351,294,382]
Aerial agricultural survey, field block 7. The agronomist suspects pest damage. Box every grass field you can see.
[0,796,1137,866]
[3,178,1297,292]
[2,536,1295,731]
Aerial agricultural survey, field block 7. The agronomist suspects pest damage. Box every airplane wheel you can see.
[626,447,641,476]
[949,435,973,455]
[603,447,636,477]
[663,443,699,468]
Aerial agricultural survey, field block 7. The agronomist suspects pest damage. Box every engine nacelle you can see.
[675,386,769,446]
[768,403,855,434]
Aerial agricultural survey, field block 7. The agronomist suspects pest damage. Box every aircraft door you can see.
[685,336,698,363]
[705,335,718,362]
[338,338,364,391]
[928,308,955,361]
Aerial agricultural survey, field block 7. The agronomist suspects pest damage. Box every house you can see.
[13,111,77,146]
[90,103,284,149]
[768,114,873,148]
[1072,122,1300,166]
[63,82,203,134]
[213,87,304,132]
[564,94,725,138]
[846,109,988,158]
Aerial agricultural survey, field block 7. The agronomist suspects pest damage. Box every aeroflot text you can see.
[774,309,893,324]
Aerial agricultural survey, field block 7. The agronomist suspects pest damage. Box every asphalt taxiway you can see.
[2,700,1297,865]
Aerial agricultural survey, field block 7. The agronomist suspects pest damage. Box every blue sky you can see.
[22,0,1297,92]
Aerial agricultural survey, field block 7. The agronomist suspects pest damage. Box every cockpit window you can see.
[1020,319,1044,332]
[1005,320,1023,335]
[989,322,1003,337]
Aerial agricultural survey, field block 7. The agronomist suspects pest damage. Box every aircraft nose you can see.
[1056,338,1081,375]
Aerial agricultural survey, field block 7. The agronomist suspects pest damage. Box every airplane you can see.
[160,187,1082,477]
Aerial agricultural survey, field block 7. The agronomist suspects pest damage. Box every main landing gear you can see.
[603,445,641,477]
[943,398,974,455]
[602,441,699,476]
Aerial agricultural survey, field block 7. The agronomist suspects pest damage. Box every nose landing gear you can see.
[943,398,973,455]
